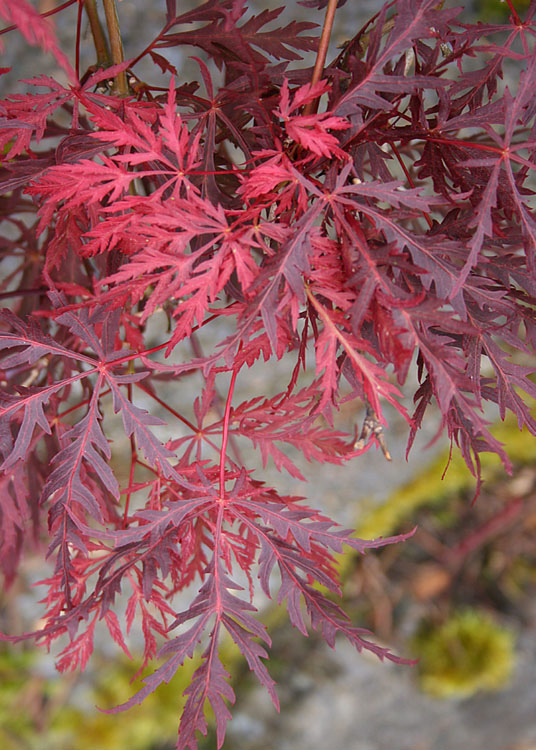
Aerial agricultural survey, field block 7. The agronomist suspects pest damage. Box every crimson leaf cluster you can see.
[1,0,536,747]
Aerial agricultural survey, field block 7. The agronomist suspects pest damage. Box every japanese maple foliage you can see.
[1,0,536,747]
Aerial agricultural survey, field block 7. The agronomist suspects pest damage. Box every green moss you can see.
[355,413,536,543]
[0,646,42,750]
[50,652,205,750]
[0,645,210,750]
[355,452,470,541]
[412,610,516,698]
[0,603,275,750]
[475,0,530,22]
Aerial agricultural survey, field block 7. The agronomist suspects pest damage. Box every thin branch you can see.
[75,0,83,78]
[189,332,244,466]
[0,287,46,300]
[85,0,110,66]
[303,0,339,116]
[219,366,239,500]
[102,0,127,94]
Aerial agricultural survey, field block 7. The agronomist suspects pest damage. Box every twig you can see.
[354,400,392,461]
[302,0,338,116]
[85,0,110,66]
[102,0,127,94]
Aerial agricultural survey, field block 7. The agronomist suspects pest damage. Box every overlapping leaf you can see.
[2,2,536,749]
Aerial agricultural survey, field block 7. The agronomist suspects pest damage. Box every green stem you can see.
[102,0,127,95]
[85,0,110,66]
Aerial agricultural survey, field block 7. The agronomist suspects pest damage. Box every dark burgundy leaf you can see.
[1,1,536,748]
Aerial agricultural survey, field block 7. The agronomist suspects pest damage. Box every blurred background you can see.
[1,1,535,748]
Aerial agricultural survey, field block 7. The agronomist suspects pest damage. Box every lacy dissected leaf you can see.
[335,0,459,117]
[0,0,74,80]
[103,478,411,748]
[229,384,352,479]
[0,78,71,158]
[106,559,254,749]
[0,311,97,468]
[2,2,536,749]
[98,192,260,341]
[0,459,35,585]
[107,373,198,490]
[159,3,318,67]
[277,79,349,157]
[44,381,118,531]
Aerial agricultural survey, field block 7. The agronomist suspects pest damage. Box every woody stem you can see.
[303,0,338,116]
[85,0,110,66]
[102,0,127,94]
